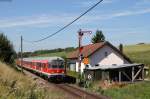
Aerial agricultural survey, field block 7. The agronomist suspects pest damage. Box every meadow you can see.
[102,81,150,99]
[0,62,69,99]
[124,44,150,65]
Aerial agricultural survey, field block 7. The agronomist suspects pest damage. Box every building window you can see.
[104,52,108,57]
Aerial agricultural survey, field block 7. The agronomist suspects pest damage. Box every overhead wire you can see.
[23,0,103,43]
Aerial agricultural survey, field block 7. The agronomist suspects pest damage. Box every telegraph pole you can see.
[21,35,23,73]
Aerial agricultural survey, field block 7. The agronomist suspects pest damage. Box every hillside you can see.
[124,44,150,65]
[0,62,69,99]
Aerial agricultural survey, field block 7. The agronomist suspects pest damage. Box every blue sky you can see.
[0,0,150,52]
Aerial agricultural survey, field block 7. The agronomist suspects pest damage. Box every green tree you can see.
[0,33,16,64]
[91,30,105,43]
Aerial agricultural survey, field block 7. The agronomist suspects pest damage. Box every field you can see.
[0,62,69,99]
[34,51,67,58]
[124,44,150,65]
[102,81,150,99]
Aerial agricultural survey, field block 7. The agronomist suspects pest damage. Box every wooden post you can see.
[119,70,121,83]
[142,65,144,80]
[132,66,134,82]
[122,71,132,81]
[102,71,105,80]
[21,36,23,73]
[133,68,142,80]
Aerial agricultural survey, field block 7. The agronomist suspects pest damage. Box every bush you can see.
[0,33,16,64]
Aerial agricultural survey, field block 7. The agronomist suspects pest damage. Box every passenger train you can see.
[16,57,66,81]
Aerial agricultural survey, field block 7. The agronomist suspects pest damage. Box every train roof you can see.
[21,56,64,62]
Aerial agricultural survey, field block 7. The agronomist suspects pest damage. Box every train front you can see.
[47,57,66,82]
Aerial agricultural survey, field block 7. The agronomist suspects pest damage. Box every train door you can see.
[42,63,47,72]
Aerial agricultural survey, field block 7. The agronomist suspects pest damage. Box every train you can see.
[16,57,66,81]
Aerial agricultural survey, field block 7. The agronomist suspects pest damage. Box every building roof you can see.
[67,41,132,63]
[85,63,144,70]
[67,42,105,59]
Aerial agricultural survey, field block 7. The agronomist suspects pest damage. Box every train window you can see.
[52,65,57,68]
[48,63,51,68]
[49,60,64,68]
[50,61,58,68]
[37,63,41,67]
[58,61,64,68]
[43,63,46,68]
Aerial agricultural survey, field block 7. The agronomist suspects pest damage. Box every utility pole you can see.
[78,29,92,74]
[21,35,23,73]
[78,29,83,75]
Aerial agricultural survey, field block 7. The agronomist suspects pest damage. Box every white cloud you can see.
[81,8,150,22]
[0,14,75,28]
[0,7,150,28]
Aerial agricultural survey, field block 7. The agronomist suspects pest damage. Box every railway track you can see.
[21,67,109,99]
[56,84,109,99]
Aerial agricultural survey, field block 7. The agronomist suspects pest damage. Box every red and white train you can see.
[16,57,66,81]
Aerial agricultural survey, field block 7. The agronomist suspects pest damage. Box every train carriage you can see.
[17,56,66,81]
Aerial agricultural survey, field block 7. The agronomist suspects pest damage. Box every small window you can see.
[48,63,51,68]
[105,52,108,57]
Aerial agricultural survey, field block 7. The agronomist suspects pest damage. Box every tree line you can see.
[18,47,76,58]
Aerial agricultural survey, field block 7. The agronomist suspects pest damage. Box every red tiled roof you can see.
[67,41,132,63]
[67,42,105,59]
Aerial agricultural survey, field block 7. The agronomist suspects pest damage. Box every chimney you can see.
[119,43,123,53]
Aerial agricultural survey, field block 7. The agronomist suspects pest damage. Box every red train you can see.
[16,57,66,81]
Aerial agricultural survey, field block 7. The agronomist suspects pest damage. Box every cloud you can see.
[81,8,150,22]
[0,7,150,28]
[0,14,75,28]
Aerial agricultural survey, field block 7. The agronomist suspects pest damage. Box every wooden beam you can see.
[119,70,121,83]
[142,65,144,80]
[133,68,142,80]
[122,71,132,81]
[132,66,134,82]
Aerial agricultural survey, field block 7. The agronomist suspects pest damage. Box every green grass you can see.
[67,70,78,78]
[103,81,150,99]
[35,51,67,57]
[124,44,150,65]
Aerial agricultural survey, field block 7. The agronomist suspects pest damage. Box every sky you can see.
[0,0,150,52]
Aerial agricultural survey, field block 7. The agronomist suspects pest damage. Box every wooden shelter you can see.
[84,63,144,83]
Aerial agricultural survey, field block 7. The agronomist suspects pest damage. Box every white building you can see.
[67,41,132,73]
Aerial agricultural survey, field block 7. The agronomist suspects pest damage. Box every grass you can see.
[0,62,68,99]
[103,81,150,99]
[35,51,67,57]
[66,70,78,78]
[124,44,150,65]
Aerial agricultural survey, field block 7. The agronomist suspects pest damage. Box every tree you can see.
[0,33,16,64]
[91,30,105,43]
